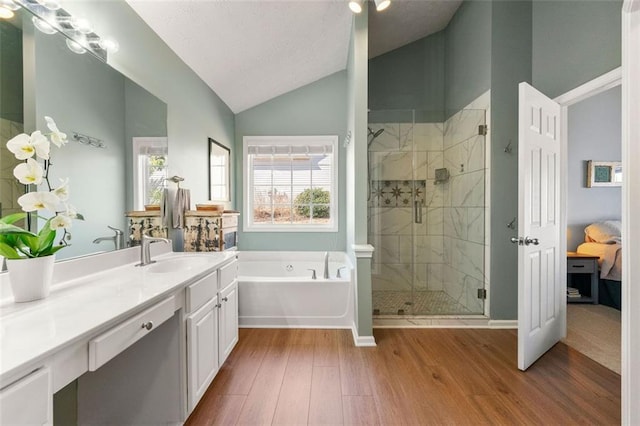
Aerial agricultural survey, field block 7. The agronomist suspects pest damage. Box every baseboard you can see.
[488,320,518,329]
[351,324,377,347]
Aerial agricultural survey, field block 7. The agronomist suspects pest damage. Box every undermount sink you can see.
[146,256,212,273]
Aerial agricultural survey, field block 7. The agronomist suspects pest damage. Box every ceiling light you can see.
[348,0,363,14]
[0,0,20,11]
[374,0,390,12]
[98,38,119,54]
[66,38,86,54]
[0,6,14,18]
[32,16,57,34]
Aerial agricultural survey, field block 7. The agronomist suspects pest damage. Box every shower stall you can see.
[368,108,488,316]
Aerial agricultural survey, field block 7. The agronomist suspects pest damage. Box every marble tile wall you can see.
[1,118,25,217]
[368,122,445,295]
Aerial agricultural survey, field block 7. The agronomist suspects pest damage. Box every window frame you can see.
[132,137,168,210]
[243,135,339,233]
[208,138,231,202]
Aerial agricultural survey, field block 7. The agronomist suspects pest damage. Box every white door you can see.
[517,82,564,371]
[219,280,239,366]
[186,296,219,412]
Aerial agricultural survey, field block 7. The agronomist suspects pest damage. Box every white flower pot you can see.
[6,255,56,303]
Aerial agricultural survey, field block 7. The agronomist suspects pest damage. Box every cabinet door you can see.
[186,297,219,412]
[219,280,239,366]
[0,367,52,425]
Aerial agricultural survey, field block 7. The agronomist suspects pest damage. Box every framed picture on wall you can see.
[586,160,622,187]
[208,138,231,201]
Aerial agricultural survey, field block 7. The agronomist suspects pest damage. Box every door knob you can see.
[524,237,539,246]
[510,237,523,245]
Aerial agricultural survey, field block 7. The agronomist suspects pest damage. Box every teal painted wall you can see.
[368,32,445,123]
[489,0,532,320]
[61,1,235,209]
[444,0,492,119]
[532,0,622,98]
[234,71,348,252]
[0,20,23,123]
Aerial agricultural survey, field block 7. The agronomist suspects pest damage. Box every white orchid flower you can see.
[52,178,70,201]
[63,203,78,218]
[13,158,44,185]
[45,116,68,147]
[17,191,60,212]
[7,133,35,160]
[50,214,72,230]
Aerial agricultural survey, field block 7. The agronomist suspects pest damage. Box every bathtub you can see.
[237,251,354,328]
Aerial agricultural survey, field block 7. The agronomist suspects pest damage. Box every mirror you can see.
[208,138,231,202]
[0,7,168,262]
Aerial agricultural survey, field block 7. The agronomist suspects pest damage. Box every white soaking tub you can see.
[237,251,354,328]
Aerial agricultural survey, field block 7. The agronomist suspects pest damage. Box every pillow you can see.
[584,220,622,244]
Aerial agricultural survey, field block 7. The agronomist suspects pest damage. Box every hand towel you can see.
[173,188,191,229]
[160,188,170,228]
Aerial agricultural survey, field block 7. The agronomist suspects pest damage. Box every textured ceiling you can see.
[128,0,461,113]
[369,0,463,58]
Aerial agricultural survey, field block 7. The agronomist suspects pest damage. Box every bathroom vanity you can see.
[0,246,238,424]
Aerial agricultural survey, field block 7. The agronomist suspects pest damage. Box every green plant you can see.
[0,117,83,259]
[294,188,330,218]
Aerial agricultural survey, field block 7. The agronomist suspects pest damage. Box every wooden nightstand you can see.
[567,252,599,304]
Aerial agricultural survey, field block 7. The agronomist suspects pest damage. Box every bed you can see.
[576,221,622,310]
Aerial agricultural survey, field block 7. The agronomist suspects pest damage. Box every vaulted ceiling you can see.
[127,0,462,114]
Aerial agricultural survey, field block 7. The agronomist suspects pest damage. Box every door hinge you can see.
[478,125,488,136]
[477,288,487,299]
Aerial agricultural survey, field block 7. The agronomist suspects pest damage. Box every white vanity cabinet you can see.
[185,257,239,414]
[185,272,220,411]
[0,368,52,425]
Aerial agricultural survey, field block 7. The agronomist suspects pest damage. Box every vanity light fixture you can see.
[70,16,93,34]
[72,132,105,148]
[66,38,86,54]
[38,0,60,10]
[348,0,363,14]
[0,6,14,18]
[374,0,391,12]
[98,38,120,54]
[32,16,57,34]
[0,0,20,11]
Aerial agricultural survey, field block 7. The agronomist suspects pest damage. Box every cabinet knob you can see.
[141,321,154,331]
[222,297,228,302]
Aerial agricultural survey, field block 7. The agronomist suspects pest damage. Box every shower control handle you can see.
[414,200,423,224]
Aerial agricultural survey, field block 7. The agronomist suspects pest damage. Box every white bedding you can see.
[576,242,622,281]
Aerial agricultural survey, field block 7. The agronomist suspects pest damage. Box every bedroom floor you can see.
[564,303,621,374]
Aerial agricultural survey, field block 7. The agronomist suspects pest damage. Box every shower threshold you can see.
[373,314,491,328]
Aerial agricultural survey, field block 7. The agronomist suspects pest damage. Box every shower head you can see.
[367,127,385,146]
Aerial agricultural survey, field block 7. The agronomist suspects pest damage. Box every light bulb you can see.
[348,0,363,14]
[99,38,119,54]
[66,38,86,54]
[39,0,60,10]
[32,16,57,34]
[0,0,20,11]
[374,0,390,11]
[71,17,92,34]
[0,6,14,18]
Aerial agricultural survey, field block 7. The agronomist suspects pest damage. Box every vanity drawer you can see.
[568,259,596,273]
[222,215,238,229]
[186,271,217,314]
[220,259,238,289]
[89,296,176,371]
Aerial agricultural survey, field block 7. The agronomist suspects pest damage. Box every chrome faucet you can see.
[323,251,330,279]
[137,233,170,267]
[93,226,125,250]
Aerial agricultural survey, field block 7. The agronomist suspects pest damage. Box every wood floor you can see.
[185,328,621,425]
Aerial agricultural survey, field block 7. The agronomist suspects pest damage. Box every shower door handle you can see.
[414,200,422,224]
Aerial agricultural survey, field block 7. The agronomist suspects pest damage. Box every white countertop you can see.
[0,249,236,385]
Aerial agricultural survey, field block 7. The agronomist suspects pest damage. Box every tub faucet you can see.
[137,233,170,267]
[93,226,125,250]
[323,251,330,279]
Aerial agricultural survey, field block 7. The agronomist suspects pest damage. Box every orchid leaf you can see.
[0,242,21,259]
[36,220,56,254]
[0,212,27,225]
[39,245,65,257]
[0,222,36,237]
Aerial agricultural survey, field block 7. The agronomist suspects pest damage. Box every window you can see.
[133,137,168,210]
[243,136,338,232]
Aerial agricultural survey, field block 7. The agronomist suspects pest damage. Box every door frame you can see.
[622,0,639,422]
